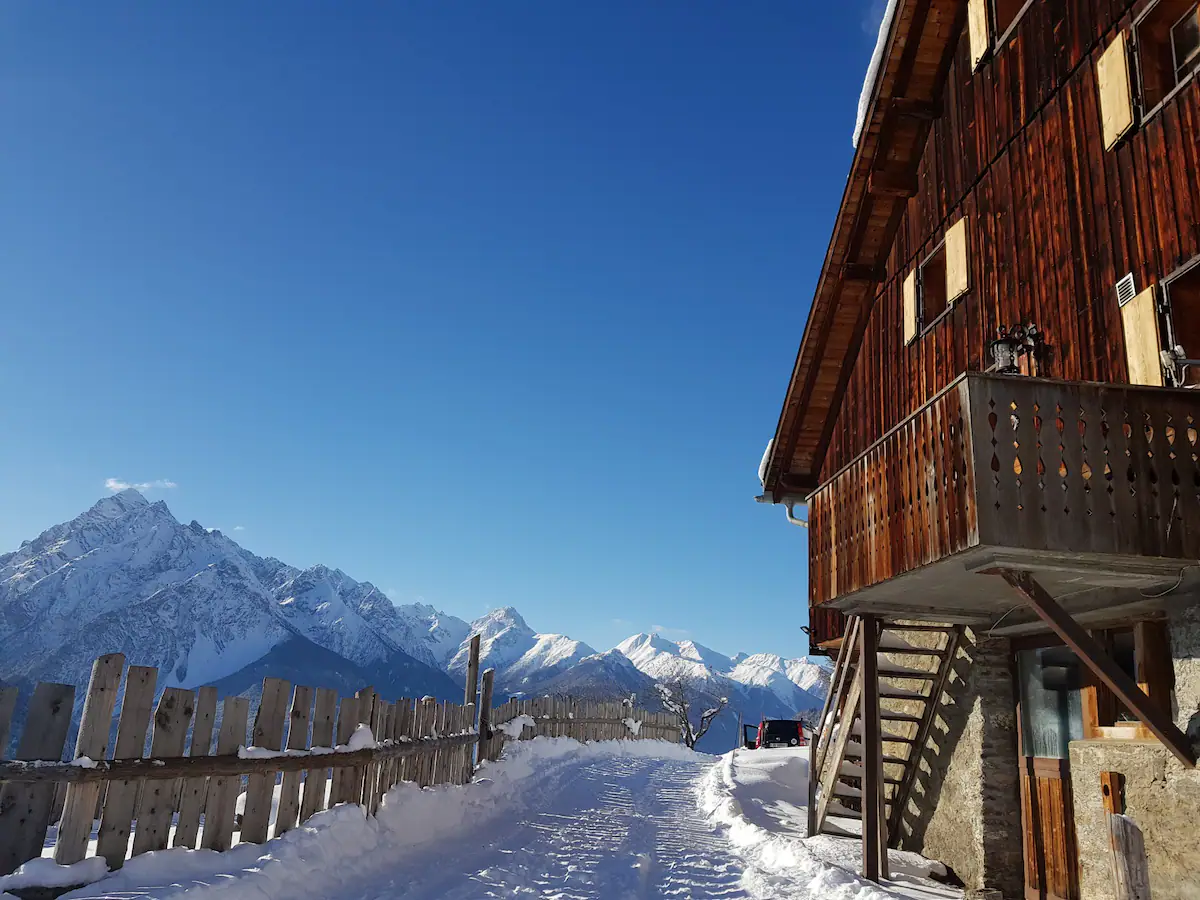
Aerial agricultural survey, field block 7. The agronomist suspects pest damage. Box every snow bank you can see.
[496,713,535,738]
[698,747,956,899]
[0,857,108,894]
[62,737,699,900]
[854,0,899,147]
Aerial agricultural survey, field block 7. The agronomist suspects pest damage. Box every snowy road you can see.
[330,753,748,900]
[47,739,958,900]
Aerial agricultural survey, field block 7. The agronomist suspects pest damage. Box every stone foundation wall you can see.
[1067,603,1200,900]
[888,626,1023,898]
[1069,740,1200,900]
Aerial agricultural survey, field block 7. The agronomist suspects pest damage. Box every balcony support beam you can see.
[991,568,1196,768]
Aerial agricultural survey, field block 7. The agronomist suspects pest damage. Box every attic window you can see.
[992,0,1035,44]
[919,243,950,330]
[1162,255,1200,385]
[1135,0,1200,113]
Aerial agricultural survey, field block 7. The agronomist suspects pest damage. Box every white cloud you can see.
[233,525,245,532]
[105,478,178,493]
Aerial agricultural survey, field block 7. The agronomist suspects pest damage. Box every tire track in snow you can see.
[336,753,749,899]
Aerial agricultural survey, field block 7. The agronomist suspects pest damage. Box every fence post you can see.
[477,668,495,765]
[465,633,481,710]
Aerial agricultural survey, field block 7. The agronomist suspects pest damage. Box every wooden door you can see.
[1015,647,1083,900]
[1019,756,1081,900]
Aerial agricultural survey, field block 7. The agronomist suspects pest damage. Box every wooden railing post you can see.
[465,633,482,710]
[477,668,495,765]
[860,615,887,882]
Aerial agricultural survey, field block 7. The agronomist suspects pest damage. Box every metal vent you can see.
[1116,272,1138,307]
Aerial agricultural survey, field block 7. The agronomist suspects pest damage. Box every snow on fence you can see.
[480,695,677,761]
[0,652,677,880]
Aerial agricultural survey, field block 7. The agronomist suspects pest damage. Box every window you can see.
[1161,256,1200,385]
[967,0,1035,67]
[992,0,1034,43]
[1080,622,1175,738]
[902,219,970,343]
[1135,0,1200,113]
[919,243,950,328]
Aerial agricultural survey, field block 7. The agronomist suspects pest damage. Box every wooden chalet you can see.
[762,0,1200,896]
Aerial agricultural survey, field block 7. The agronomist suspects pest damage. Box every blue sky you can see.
[0,1,884,659]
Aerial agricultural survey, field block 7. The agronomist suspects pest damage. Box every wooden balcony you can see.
[808,374,1200,629]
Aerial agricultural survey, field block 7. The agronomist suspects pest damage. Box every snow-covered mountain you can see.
[445,608,596,695]
[2,490,828,755]
[0,490,462,705]
[438,624,828,752]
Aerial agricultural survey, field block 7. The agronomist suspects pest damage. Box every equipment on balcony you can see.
[987,322,1045,374]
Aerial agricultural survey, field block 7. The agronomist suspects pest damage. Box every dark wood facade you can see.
[821,0,1200,483]
[760,0,1200,651]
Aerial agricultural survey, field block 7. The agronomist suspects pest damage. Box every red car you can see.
[742,718,808,749]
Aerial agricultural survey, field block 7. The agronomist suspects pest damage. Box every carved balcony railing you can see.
[807,374,1200,623]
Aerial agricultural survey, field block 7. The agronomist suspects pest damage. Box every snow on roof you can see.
[853,0,900,148]
[758,439,773,487]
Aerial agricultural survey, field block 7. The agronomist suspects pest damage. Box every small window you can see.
[1135,0,1200,113]
[992,0,1034,43]
[1162,256,1200,385]
[919,243,950,329]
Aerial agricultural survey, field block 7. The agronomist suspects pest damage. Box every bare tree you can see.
[656,675,728,750]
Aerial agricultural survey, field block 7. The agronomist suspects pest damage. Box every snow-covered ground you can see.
[12,740,960,900]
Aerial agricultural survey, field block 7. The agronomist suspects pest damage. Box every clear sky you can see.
[0,1,886,660]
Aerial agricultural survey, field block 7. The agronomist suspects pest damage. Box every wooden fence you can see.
[0,650,678,878]
[480,696,677,761]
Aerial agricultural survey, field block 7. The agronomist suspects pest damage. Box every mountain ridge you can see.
[1,491,828,752]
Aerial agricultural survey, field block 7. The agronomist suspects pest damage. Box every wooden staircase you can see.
[807,615,963,862]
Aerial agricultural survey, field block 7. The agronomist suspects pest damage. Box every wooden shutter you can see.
[967,0,990,69]
[903,271,917,344]
[945,217,970,301]
[1120,286,1164,386]
[1098,33,1135,150]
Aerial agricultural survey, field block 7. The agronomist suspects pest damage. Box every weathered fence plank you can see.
[173,685,217,849]
[330,695,359,806]
[200,696,249,852]
[0,682,76,875]
[478,670,495,763]
[95,665,157,869]
[240,678,290,844]
[132,688,196,856]
[300,687,337,824]
[0,686,18,760]
[273,684,314,837]
[55,654,125,864]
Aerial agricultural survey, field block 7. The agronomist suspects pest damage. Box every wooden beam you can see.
[867,168,918,198]
[995,569,1196,767]
[815,666,863,835]
[0,733,482,784]
[810,618,861,836]
[889,96,940,120]
[860,615,887,882]
[465,633,482,709]
[841,263,888,284]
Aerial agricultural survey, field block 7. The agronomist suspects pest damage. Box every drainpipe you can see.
[785,503,809,528]
[754,494,809,528]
